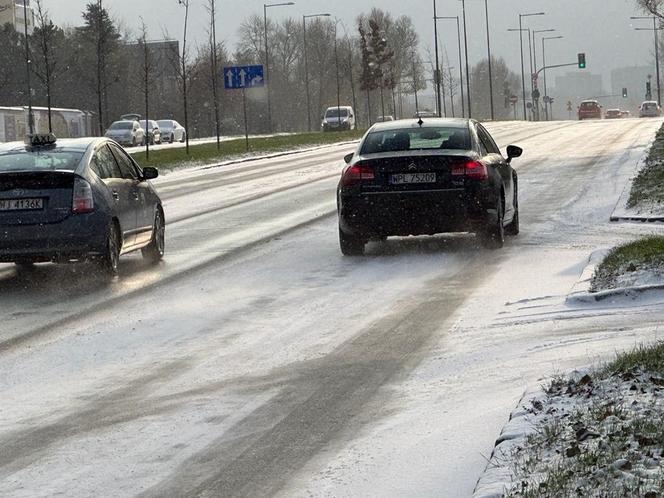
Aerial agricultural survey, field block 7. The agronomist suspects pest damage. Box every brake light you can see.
[72,177,94,214]
[340,162,375,186]
[451,160,488,181]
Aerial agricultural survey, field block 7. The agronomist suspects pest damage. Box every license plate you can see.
[0,198,44,211]
[390,173,436,185]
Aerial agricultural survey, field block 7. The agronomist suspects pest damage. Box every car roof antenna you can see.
[417,118,424,127]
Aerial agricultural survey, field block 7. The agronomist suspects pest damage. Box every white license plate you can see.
[390,173,436,185]
[0,198,44,211]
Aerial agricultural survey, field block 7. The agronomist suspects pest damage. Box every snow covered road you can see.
[2,119,664,497]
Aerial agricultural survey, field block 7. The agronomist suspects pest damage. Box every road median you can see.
[130,130,364,171]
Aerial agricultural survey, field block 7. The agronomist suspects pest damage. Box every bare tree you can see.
[137,19,154,158]
[178,0,191,153]
[33,0,60,132]
[639,0,664,18]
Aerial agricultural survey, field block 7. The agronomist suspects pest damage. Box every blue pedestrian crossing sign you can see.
[223,65,265,90]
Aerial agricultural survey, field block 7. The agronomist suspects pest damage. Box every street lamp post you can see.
[484,0,494,120]
[633,16,662,106]
[433,0,443,117]
[303,13,331,131]
[461,0,472,117]
[516,12,545,120]
[178,0,190,154]
[532,29,554,120]
[542,35,563,121]
[264,2,295,133]
[436,16,465,118]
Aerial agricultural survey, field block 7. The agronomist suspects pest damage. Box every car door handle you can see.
[132,191,140,200]
[112,191,120,200]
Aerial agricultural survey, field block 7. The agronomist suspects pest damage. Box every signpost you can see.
[223,65,265,151]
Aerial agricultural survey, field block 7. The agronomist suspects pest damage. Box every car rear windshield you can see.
[580,102,598,109]
[326,108,348,118]
[157,120,173,128]
[644,103,657,109]
[109,121,133,130]
[361,127,471,154]
[0,150,84,172]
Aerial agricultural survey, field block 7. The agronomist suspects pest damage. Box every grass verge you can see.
[130,130,364,171]
[505,342,664,497]
[590,236,664,292]
[628,123,664,208]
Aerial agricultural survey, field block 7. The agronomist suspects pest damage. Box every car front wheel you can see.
[505,180,519,236]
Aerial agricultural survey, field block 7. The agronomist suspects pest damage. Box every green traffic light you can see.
[578,53,586,69]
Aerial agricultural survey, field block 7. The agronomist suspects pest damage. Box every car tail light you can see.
[72,177,94,214]
[340,162,375,186]
[451,160,488,181]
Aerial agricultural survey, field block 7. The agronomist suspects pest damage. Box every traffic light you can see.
[578,53,586,69]
[622,87,628,98]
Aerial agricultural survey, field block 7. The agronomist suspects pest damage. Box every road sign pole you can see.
[242,88,250,152]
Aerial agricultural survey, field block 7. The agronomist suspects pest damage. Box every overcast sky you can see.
[46,0,651,85]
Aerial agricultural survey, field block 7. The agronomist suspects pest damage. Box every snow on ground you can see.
[3,119,664,497]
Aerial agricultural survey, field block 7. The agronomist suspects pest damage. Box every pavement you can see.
[2,118,664,497]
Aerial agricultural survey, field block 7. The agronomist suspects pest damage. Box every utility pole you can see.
[633,16,662,106]
[433,0,443,117]
[461,0,471,117]
[484,0,494,120]
[178,0,190,154]
[210,0,221,150]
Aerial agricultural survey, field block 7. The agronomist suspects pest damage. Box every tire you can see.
[14,260,35,270]
[98,222,121,277]
[180,133,186,143]
[505,179,520,236]
[142,209,165,263]
[170,134,175,143]
[131,137,136,147]
[339,227,365,256]
[479,198,505,249]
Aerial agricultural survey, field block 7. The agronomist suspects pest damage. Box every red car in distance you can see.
[578,100,603,120]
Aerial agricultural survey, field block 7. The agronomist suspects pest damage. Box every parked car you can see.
[0,134,164,276]
[376,115,395,123]
[337,118,522,255]
[104,120,145,147]
[322,106,356,132]
[605,109,623,119]
[157,119,187,143]
[139,120,162,145]
[578,100,602,120]
[639,101,662,118]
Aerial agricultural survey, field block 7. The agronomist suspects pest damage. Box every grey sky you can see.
[46,0,650,87]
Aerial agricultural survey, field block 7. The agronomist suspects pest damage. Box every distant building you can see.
[611,66,655,110]
[0,0,34,35]
[549,72,603,119]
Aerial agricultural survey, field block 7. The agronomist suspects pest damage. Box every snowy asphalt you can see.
[2,119,664,497]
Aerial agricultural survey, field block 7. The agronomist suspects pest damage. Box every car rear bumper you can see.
[0,214,108,262]
[338,189,496,237]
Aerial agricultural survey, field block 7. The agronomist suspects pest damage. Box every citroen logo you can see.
[11,189,25,196]
[408,163,417,171]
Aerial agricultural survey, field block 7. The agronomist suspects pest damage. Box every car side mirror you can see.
[349,114,354,118]
[142,166,159,180]
[343,153,354,164]
[506,145,523,163]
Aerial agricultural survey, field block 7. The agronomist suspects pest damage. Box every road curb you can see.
[471,388,545,498]
[565,249,664,304]
[610,134,664,223]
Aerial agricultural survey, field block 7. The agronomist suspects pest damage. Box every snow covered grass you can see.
[628,124,664,210]
[504,343,664,498]
[590,236,664,292]
[131,129,365,170]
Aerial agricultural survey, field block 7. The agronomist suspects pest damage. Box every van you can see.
[322,106,356,132]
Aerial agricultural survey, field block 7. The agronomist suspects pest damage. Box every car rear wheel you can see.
[14,260,35,270]
[180,133,186,143]
[142,209,165,263]
[339,227,365,256]
[98,222,120,277]
[479,199,505,249]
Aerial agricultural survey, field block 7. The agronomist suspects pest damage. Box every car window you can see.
[108,143,139,180]
[0,149,84,172]
[477,125,500,155]
[361,127,471,154]
[93,144,123,179]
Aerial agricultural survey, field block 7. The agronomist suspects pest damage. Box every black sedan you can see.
[0,134,165,276]
[337,118,522,255]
